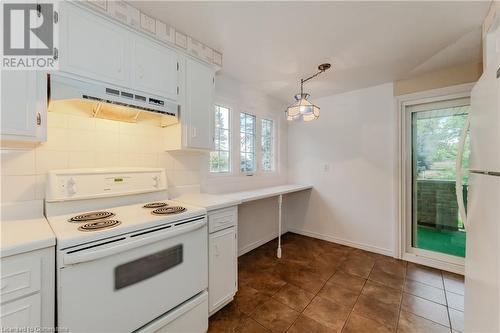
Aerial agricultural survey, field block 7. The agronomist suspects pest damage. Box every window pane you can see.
[219,107,230,129]
[240,113,246,132]
[214,128,221,148]
[246,134,255,153]
[209,151,219,172]
[245,116,255,132]
[240,133,246,153]
[246,153,255,171]
[240,151,247,172]
[261,119,274,171]
[210,105,231,173]
[240,112,256,172]
[220,129,229,151]
[219,152,229,172]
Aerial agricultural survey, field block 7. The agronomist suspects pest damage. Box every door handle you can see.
[63,218,206,265]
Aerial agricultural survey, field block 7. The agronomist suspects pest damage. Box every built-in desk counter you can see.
[175,184,313,257]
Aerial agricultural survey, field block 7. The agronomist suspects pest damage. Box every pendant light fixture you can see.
[286,63,331,122]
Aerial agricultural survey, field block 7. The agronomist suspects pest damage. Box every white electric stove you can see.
[45,168,209,333]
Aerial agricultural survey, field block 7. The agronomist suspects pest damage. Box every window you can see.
[240,112,256,172]
[261,119,274,171]
[209,105,230,173]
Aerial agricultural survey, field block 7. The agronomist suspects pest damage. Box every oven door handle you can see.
[63,218,206,266]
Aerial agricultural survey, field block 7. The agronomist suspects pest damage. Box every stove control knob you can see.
[67,178,77,196]
[153,175,160,188]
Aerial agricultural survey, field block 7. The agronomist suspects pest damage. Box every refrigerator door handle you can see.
[456,115,470,230]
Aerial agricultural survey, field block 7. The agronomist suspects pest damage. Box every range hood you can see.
[49,74,179,125]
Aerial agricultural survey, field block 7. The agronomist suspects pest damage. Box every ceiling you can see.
[132,1,490,103]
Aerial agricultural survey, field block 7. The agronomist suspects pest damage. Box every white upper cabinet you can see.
[1,71,47,142]
[59,2,129,86]
[132,38,178,100]
[185,58,215,150]
[58,2,180,102]
[164,57,215,151]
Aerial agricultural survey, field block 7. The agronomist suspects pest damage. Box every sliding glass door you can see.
[404,95,470,265]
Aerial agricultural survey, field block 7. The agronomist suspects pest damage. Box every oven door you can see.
[58,216,207,333]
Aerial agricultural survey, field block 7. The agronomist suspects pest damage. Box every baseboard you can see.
[287,227,394,257]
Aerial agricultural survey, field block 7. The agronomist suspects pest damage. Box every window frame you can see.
[206,98,280,178]
[396,82,474,271]
[209,104,232,174]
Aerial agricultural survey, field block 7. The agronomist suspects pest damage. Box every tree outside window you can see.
[240,113,256,172]
[210,105,230,173]
[261,119,274,171]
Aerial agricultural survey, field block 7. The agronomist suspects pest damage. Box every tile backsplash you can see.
[0,112,204,204]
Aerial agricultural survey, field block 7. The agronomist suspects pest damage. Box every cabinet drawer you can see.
[1,252,41,303]
[208,207,237,233]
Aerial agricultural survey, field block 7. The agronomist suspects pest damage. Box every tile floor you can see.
[208,233,465,333]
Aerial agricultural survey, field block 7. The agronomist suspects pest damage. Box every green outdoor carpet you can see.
[416,226,466,258]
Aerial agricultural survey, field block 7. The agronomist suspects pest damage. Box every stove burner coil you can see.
[69,211,115,222]
[151,206,186,216]
[143,202,168,209]
[78,220,122,231]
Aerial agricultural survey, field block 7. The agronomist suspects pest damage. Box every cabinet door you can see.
[209,227,237,313]
[1,71,46,141]
[132,38,178,100]
[185,58,215,150]
[0,294,41,329]
[59,3,128,86]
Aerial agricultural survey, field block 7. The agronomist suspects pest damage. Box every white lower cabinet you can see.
[0,247,55,330]
[208,207,237,315]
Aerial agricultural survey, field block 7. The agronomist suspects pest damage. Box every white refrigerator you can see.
[462,21,500,333]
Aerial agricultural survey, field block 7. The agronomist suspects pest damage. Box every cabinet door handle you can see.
[53,47,58,60]
[36,112,41,126]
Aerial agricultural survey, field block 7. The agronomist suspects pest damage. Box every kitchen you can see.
[0,1,499,332]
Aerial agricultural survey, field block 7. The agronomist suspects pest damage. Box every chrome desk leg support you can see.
[277,194,282,258]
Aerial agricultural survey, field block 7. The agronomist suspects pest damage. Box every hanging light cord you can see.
[299,64,331,95]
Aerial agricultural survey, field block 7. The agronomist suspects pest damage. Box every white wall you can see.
[285,82,396,256]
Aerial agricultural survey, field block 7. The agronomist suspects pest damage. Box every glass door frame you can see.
[397,83,474,274]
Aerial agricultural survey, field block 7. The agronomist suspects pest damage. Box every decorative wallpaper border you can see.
[83,0,223,68]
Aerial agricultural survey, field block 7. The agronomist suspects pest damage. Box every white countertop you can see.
[1,218,56,258]
[174,193,242,211]
[229,184,313,203]
[175,184,312,211]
